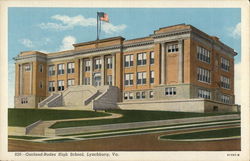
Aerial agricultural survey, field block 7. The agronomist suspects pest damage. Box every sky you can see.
[8,8,241,108]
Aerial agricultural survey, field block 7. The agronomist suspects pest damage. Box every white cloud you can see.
[234,62,241,105]
[59,36,76,51]
[39,14,127,35]
[102,23,127,35]
[19,37,51,49]
[19,38,34,48]
[228,22,241,39]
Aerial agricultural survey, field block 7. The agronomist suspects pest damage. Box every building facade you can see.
[14,24,238,112]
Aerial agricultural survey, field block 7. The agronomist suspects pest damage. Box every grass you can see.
[60,119,240,136]
[8,108,111,127]
[76,124,240,139]
[50,109,239,129]
[8,135,46,140]
[44,138,75,143]
[160,127,240,140]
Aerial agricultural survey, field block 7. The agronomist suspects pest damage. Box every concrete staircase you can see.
[38,85,120,110]
[26,121,56,136]
[38,93,61,108]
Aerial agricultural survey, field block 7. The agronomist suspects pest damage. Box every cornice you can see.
[151,28,192,39]
[123,40,154,48]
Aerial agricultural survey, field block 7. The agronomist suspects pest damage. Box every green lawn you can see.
[8,135,46,140]
[75,122,240,139]
[50,109,239,129]
[160,127,240,140]
[8,108,111,127]
[60,119,240,136]
[44,138,75,143]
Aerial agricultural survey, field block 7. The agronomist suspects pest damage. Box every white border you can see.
[0,0,249,161]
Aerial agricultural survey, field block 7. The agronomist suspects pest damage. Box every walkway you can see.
[25,114,240,141]
[27,112,123,136]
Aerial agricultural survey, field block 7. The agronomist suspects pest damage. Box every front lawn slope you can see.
[160,127,240,140]
[50,110,239,129]
[8,108,111,127]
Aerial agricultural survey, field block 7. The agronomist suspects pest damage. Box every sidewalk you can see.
[27,112,123,135]
[47,114,240,136]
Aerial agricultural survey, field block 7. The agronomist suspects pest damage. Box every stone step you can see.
[27,121,56,136]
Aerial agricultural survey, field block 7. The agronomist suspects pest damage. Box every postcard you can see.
[0,0,249,161]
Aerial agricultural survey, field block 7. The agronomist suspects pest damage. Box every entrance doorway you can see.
[93,72,101,86]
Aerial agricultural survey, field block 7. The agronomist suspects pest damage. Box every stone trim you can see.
[152,28,192,39]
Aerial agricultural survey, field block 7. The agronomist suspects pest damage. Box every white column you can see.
[80,58,83,85]
[90,57,93,85]
[161,43,166,85]
[30,62,33,94]
[178,40,184,83]
[101,55,105,86]
[112,54,116,86]
[19,64,23,95]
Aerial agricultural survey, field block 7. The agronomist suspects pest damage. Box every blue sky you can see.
[8,8,241,107]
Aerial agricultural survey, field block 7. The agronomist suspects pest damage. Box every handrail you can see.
[83,90,100,105]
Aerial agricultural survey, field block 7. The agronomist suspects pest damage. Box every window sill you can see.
[221,87,231,90]
[198,80,211,85]
[221,69,230,72]
[137,65,147,67]
[124,85,134,87]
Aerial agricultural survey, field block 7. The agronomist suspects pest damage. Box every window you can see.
[57,64,65,75]
[24,64,30,71]
[167,44,179,52]
[107,75,112,85]
[48,81,55,92]
[150,51,154,65]
[198,89,211,99]
[221,76,230,89]
[197,46,211,63]
[150,71,155,84]
[39,64,43,72]
[125,73,133,86]
[197,67,211,83]
[67,62,75,74]
[84,77,91,85]
[58,80,64,91]
[136,92,141,99]
[165,87,176,96]
[124,92,129,100]
[124,55,134,67]
[106,57,112,69]
[21,97,28,104]
[124,92,133,100]
[129,93,134,100]
[137,53,147,65]
[221,95,230,104]
[48,65,55,76]
[141,91,146,99]
[137,72,146,85]
[67,79,75,87]
[149,91,154,98]
[39,81,43,88]
[221,57,230,71]
[85,60,91,72]
[94,58,102,69]
[136,91,146,99]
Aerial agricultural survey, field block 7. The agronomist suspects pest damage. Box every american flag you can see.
[98,12,109,22]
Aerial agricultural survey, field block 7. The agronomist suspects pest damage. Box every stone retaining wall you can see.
[45,114,240,136]
[118,98,239,113]
[8,127,26,135]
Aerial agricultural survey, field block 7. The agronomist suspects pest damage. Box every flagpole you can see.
[97,12,99,40]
